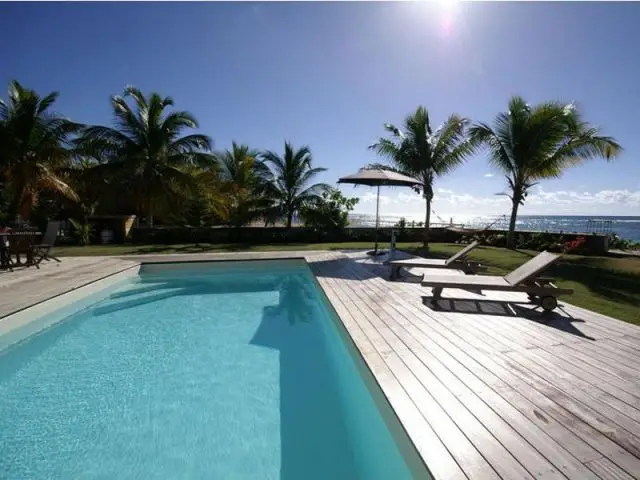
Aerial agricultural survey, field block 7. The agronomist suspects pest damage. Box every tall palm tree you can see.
[261,142,328,229]
[208,142,273,227]
[60,157,107,227]
[0,80,80,220]
[469,96,622,249]
[369,106,474,247]
[78,86,213,227]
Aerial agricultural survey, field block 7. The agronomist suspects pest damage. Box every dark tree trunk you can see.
[8,183,26,224]
[423,197,432,248]
[147,196,154,228]
[506,193,521,250]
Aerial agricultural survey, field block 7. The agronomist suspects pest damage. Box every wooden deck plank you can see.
[606,335,640,352]
[584,457,636,480]
[325,257,640,477]
[384,352,504,480]
[561,304,640,337]
[599,337,640,356]
[386,310,640,476]
[506,349,640,424]
[314,256,624,478]
[564,341,640,378]
[540,345,640,399]
[364,350,468,480]
[394,339,596,479]
[344,272,624,474]
[388,321,605,463]
[539,346,640,407]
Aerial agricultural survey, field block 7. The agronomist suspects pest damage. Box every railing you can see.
[585,219,613,235]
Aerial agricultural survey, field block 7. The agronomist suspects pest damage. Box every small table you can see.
[1,231,42,268]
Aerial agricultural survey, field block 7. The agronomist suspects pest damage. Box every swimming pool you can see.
[0,260,427,479]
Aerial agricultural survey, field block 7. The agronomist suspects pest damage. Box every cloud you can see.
[483,173,494,178]
[356,191,391,206]
[349,186,640,217]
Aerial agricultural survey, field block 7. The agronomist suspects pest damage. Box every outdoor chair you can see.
[384,241,486,280]
[421,250,573,312]
[31,221,61,264]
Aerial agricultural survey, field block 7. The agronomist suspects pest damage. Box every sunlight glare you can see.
[437,0,461,38]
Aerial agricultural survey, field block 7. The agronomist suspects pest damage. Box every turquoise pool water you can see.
[0,261,422,479]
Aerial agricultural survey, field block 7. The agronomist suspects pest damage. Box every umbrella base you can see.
[367,249,387,257]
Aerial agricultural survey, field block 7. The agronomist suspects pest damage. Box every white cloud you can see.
[356,191,391,206]
[483,173,494,178]
[349,185,640,218]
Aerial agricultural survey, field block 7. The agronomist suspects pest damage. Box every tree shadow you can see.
[310,257,379,281]
[422,297,595,340]
[250,275,357,479]
[91,277,282,316]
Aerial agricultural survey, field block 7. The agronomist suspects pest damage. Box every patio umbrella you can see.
[338,168,421,256]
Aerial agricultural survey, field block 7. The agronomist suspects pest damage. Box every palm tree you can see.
[469,96,622,249]
[369,106,474,247]
[0,80,80,221]
[261,142,328,229]
[60,157,106,228]
[78,86,213,227]
[208,142,273,227]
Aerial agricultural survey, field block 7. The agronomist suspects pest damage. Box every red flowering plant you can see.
[563,236,587,254]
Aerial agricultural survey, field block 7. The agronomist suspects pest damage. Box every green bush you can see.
[609,233,640,251]
[299,189,359,231]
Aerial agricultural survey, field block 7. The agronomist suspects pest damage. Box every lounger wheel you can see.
[540,296,558,312]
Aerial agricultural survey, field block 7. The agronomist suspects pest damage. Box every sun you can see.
[436,0,461,37]
[438,0,459,12]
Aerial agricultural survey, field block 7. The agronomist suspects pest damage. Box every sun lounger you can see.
[384,241,485,280]
[421,250,573,312]
[31,221,61,264]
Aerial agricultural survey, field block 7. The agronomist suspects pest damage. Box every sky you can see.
[1,1,639,221]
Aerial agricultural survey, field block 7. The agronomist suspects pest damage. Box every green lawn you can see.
[53,242,640,325]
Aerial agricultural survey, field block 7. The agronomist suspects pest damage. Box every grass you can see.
[53,242,640,325]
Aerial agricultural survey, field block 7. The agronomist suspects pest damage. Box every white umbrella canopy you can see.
[338,168,421,255]
[337,168,422,188]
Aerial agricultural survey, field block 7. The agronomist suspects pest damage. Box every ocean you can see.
[347,214,640,242]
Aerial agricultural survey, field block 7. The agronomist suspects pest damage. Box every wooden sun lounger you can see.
[421,250,573,312]
[384,241,485,280]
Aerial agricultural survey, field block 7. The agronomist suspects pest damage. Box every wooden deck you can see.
[308,251,640,480]
[2,250,640,479]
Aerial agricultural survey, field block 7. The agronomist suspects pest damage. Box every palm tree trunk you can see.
[82,212,89,246]
[286,212,293,230]
[147,196,154,228]
[423,197,432,248]
[8,181,26,223]
[506,195,521,250]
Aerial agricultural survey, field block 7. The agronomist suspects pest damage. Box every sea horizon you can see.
[347,213,640,241]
